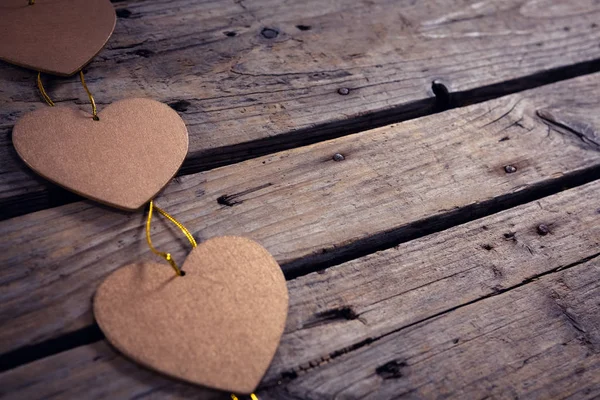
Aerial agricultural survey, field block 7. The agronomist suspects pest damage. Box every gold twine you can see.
[79,70,99,120]
[147,204,258,399]
[231,394,259,400]
[145,200,197,276]
[37,72,55,106]
[36,70,99,120]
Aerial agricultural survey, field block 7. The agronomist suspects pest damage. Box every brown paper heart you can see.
[0,0,116,76]
[12,98,189,210]
[94,236,289,394]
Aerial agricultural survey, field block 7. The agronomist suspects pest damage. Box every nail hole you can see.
[180,271,186,277]
[296,24,311,31]
[224,31,237,37]
[168,100,191,112]
[134,49,154,58]
[376,360,407,379]
[93,116,100,121]
[261,28,279,39]
[116,9,132,18]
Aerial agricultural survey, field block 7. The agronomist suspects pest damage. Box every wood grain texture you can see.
[1,73,600,356]
[262,181,600,385]
[1,181,598,399]
[0,341,225,400]
[259,259,600,400]
[1,0,600,217]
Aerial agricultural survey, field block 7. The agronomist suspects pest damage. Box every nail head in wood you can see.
[333,153,345,161]
[504,165,517,173]
[537,224,550,236]
[261,28,279,39]
[337,87,350,95]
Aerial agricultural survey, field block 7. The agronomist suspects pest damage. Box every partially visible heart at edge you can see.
[0,0,116,76]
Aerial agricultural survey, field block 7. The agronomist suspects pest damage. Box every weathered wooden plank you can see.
[1,181,598,399]
[262,181,600,384]
[0,342,224,400]
[259,259,600,399]
[1,73,599,357]
[1,0,600,217]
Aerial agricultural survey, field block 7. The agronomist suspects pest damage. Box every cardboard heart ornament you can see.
[12,98,189,210]
[94,236,289,394]
[0,0,116,76]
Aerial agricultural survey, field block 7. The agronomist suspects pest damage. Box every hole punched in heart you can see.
[37,70,100,120]
[143,202,266,399]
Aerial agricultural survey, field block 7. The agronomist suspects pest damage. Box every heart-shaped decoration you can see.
[12,98,189,210]
[0,0,116,76]
[94,236,289,394]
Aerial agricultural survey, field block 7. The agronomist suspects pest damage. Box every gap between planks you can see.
[260,258,600,399]
[0,72,599,367]
[0,179,598,399]
[3,58,600,221]
[1,0,600,218]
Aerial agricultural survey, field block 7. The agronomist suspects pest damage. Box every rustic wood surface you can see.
[1,73,600,357]
[1,0,600,218]
[1,180,597,399]
[2,0,600,398]
[260,259,600,400]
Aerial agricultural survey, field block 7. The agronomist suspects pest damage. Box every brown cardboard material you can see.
[0,0,116,76]
[94,236,289,394]
[12,98,189,210]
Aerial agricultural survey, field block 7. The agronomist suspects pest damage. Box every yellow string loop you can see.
[36,71,99,120]
[79,70,99,121]
[230,394,259,400]
[146,200,197,276]
[147,203,253,397]
[37,72,55,107]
